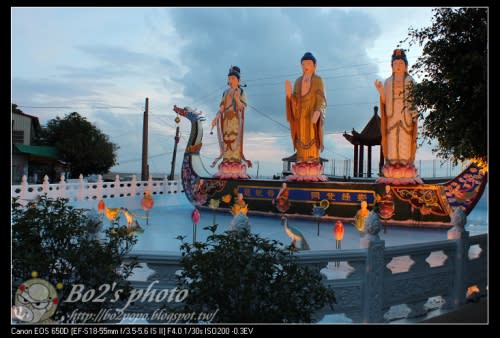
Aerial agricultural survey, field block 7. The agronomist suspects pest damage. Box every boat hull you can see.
[175,105,487,229]
[188,175,456,227]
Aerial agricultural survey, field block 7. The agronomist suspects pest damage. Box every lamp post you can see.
[141,191,154,225]
[333,220,344,267]
[209,198,220,226]
[191,208,200,244]
[312,200,329,236]
[169,115,181,181]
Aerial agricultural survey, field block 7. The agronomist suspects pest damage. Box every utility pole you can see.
[168,115,181,180]
[256,161,260,179]
[141,97,149,181]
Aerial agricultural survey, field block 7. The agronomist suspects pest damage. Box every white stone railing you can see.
[11,174,183,203]
[126,228,487,323]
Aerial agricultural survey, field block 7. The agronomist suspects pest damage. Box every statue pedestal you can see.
[376,163,423,185]
[213,161,250,179]
[287,162,327,182]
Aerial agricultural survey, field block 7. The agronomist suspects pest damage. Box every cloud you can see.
[144,8,384,174]
[160,8,381,137]
[14,8,442,177]
[12,77,97,100]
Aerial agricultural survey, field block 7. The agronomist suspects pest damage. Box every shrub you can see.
[175,224,335,323]
[11,195,138,323]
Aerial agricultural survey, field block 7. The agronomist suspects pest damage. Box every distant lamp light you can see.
[466,285,480,299]
[333,220,344,266]
[191,208,201,243]
[334,220,345,242]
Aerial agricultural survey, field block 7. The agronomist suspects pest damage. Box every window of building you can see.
[12,130,24,144]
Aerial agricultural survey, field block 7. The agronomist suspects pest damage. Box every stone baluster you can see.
[59,175,66,198]
[163,175,169,194]
[96,175,103,200]
[406,250,431,318]
[114,175,121,197]
[77,174,85,200]
[173,178,179,193]
[147,176,153,195]
[360,211,385,323]
[445,207,469,310]
[42,175,50,195]
[131,175,137,197]
[20,175,28,201]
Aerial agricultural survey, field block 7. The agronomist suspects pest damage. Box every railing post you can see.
[20,175,28,201]
[59,175,66,198]
[97,175,103,200]
[114,175,121,197]
[176,178,181,193]
[163,175,169,194]
[147,176,153,195]
[78,174,85,201]
[446,207,469,310]
[42,175,49,195]
[360,211,385,323]
[131,175,137,197]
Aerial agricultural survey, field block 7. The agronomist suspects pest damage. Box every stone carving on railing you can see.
[448,207,467,240]
[359,211,385,322]
[365,211,382,237]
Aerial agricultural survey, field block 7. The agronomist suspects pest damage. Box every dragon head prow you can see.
[173,105,205,121]
[173,105,189,116]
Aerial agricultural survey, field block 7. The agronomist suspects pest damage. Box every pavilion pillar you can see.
[367,145,372,178]
[379,146,384,175]
[359,145,364,178]
[353,144,359,177]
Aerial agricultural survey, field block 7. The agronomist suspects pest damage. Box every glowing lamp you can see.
[191,208,200,225]
[98,199,105,214]
[334,220,345,241]
[141,192,154,211]
[191,208,200,243]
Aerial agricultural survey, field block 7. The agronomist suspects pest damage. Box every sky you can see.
[12,7,441,178]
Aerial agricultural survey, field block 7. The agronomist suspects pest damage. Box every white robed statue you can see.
[374,49,423,185]
[211,66,252,179]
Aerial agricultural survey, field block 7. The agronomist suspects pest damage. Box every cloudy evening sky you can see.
[12,7,441,178]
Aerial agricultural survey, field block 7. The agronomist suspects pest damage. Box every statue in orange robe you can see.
[285,52,327,181]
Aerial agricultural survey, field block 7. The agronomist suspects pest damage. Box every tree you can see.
[174,225,335,323]
[42,112,118,177]
[404,8,487,163]
[11,196,138,323]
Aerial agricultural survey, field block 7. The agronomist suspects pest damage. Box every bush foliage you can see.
[11,196,138,323]
[175,224,335,323]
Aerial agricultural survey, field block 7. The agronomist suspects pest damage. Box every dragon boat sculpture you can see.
[173,105,487,228]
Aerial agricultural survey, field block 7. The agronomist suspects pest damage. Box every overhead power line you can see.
[17,105,138,110]
[119,151,173,164]
[246,103,290,131]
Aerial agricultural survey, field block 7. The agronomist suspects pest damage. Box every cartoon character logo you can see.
[12,272,60,323]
